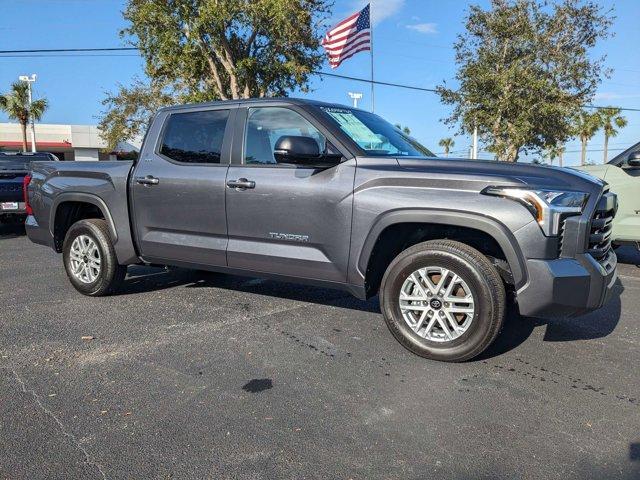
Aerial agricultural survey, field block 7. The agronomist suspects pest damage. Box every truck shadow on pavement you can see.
[0,223,26,239]
[480,278,625,360]
[121,265,381,312]
[122,261,627,360]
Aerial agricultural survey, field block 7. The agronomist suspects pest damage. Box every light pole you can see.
[348,92,363,109]
[18,74,37,153]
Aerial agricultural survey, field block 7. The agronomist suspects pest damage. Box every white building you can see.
[0,123,140,161]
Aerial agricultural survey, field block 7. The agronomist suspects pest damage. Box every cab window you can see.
[244,107,326,165]
[160,110,229,164]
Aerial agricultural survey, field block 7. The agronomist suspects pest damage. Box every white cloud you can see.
[406,22,438,34]
[352,0,405,26]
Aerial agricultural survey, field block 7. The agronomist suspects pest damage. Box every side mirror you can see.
[627,151,640,168]
[274,136,341,168]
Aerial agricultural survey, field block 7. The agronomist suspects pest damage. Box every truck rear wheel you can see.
[62,219,126,296]
[379,240,505,362]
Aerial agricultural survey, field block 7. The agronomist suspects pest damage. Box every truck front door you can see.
[130,106,234,267]
[225,106,355,283]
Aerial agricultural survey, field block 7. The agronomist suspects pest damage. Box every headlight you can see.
[482,187,589,236]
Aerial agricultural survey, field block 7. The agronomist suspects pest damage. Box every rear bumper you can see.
[25,214,55,248]
[0,201,26,215]
[516,252,617,318]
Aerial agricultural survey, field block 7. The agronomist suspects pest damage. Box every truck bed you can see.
[26,160,139,264]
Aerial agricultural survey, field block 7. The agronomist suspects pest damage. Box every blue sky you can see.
[1,0,639,165]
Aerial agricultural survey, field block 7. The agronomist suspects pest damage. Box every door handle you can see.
[226,178,255,190]
[135,175,160,186]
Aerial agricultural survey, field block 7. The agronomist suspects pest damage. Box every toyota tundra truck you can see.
[24,99,618,362]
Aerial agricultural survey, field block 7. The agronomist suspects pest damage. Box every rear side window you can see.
[160,110,229,164]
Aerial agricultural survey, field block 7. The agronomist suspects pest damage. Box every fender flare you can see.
[50,192,118,242]
[357,209,528,288]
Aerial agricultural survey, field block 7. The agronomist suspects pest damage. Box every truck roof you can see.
[157,97,359,114]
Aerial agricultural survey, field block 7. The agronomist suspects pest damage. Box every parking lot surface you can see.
[1,224,639,479]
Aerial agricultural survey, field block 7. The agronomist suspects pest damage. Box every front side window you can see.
[320,107,434,157]
[244,107,326,165]
[160,109,229,164]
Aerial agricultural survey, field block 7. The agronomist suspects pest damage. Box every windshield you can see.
[320,107,435,157]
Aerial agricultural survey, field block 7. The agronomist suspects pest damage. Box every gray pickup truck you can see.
[24,98,618,361]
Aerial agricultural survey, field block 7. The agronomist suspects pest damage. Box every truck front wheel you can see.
[62,219,126,296]
[379,240,505,362]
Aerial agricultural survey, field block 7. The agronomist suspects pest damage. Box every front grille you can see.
[587,191,617,263]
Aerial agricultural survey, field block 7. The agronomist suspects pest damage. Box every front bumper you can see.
[516,251,617,318]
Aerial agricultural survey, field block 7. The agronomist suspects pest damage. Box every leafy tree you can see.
[99,80,174,152]
[574,110,601,166]
[599,107,627,163]
[0,81,48,152]
[438,137,455,157]
[99,0,331,149]
[437,0,613,162]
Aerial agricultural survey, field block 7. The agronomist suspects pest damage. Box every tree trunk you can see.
[581,136,587,166]
[559,152,563,168]
[505,144,519,162]
[20,122,28,152]
[603,134,609,164]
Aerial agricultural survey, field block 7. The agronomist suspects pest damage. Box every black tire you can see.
[379,240,506,362]
[62,219,126,296]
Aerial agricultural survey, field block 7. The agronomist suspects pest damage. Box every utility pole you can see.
[348,92,363,108]
[472,123,478,160]
[18,74,37,153]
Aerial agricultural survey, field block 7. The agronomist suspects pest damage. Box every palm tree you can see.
[599,107,628,163]
[574,111,601,166]
[545,144,566,167]
[438,137,455,157]
[0,81,48,152]
[556,145,566,167]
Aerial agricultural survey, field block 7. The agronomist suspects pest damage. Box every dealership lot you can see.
[1,225,639,480]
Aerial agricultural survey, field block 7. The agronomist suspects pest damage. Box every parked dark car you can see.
[23,99,618,361]
[0,152,59,223]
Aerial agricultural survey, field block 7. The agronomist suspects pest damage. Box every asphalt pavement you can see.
[1,223,639,479]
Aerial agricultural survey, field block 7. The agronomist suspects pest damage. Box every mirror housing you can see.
[627,151,640,168]
[274,135,341,168]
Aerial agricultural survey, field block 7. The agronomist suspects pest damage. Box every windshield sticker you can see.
[324,111,382,146]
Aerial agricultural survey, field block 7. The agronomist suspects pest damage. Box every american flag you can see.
[321,4,371,69]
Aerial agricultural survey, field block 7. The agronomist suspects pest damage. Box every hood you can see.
[395,157,605,194]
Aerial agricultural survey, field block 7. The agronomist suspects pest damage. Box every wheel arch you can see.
[357,209,527,297]
[50,193,118,252]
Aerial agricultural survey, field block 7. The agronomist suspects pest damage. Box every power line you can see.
[316,72,438,93]
[0,47,137,53]
[0,54,140,58]
[1,47,639,112]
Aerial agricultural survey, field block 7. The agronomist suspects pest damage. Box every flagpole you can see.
[369,2,375,113]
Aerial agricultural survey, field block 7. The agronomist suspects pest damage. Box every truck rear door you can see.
[130,105,236,267]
